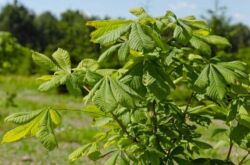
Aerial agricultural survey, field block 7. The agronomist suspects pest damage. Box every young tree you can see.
[2,7,250,164]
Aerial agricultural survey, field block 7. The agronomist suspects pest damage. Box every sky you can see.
[0,0,250,26]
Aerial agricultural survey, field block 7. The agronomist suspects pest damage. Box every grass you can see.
[0,75,250,164]
[0,75,99,164]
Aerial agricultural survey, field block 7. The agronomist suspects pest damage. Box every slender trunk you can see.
[226,141,233,161]
[239,151,250,165]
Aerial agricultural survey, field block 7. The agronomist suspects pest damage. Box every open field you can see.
[0,75,99,164]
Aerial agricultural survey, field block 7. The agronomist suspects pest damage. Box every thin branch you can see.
[110,112,138,143]
[148,101,168,155]
[226,140,233,161]
[239,151,250,165]
[54,108,81,112]
[183,92,195,116]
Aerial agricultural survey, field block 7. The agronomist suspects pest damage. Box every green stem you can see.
[239,151,250,165]
[110,112,138,143]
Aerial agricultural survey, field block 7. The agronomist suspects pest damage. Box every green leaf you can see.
[87,20,132,43]
[87,143,101,161]
[118,42,130,63]
[190,36,211,55]
[77,58,99,71]
[104,151,120,165]
[121,62,146,96]
[49,109,61,125]
[130,7,146,16]
[2,123,34,143]
[109,78,136,108]
[37,111,58,150]
[4,110,42,124]
[96,25,131,46]
[65,74,82,96]
[237,114,250,129]
[143,25,168,51]
[174,20,192,44]
[230,124,250,149]
[206,65,226,100]
[68,143,92,161]
[194,61,248,99]
[98,44,121,64]
[181,17,210,30]
[192,140,212,149]
[198,35,231,47]
[93,78,118,112]
[211,128,228,137]
[84,78,104,104]
[2,108,61,150]
[82,104,105,118]
[194,65,209,91]
[52,48,71,73]
[143,61,173,100]
[38,74,68,91]
[85,70,103,86]
[32,51,58,71]
[129,23,154,51]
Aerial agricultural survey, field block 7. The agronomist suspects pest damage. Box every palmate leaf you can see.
[194,61,247,100]
[129,23,155,51]
[33,49,77,92]
[89,77,140,112]
[2,108,61,150]
[93,77,118,112]
[52,48,71,73]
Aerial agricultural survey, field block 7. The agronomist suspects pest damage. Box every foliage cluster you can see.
[2,7,250,165]
[0,32,31,74]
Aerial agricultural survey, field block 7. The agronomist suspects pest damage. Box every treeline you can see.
[0,2,101,74]
[1,2,250,74]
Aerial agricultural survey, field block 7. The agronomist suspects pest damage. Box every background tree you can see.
[0,3,37,48]
[55,10,99,64]
[34,11,61,52]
